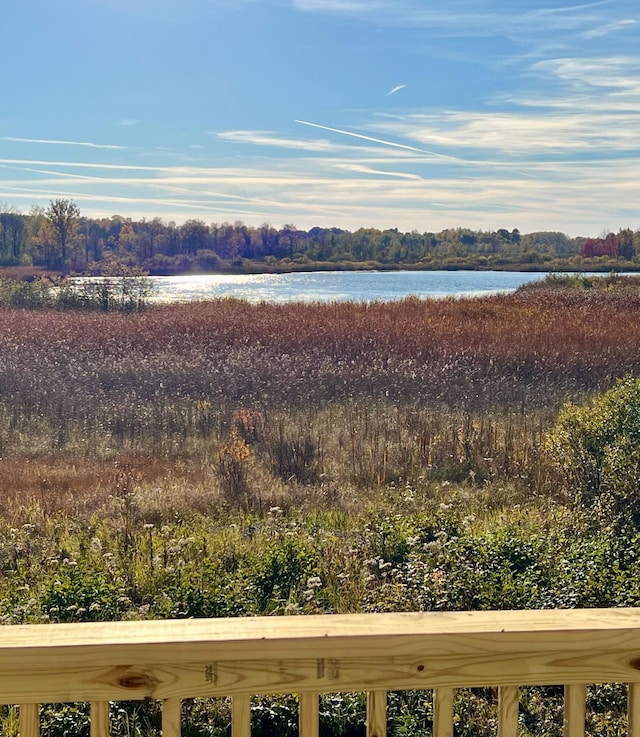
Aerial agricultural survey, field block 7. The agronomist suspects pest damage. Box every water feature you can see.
[146,270,553,303]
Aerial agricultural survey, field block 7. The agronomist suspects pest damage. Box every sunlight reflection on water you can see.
[147,270,552,304]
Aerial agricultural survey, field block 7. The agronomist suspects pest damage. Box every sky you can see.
[1,0,639,236]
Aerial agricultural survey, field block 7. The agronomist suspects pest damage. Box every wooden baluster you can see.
[90,701,110,737]
[564,685,586,737]
[629,683,640,737]
[433,688,454,737]
[299,692,319,737]
[19,704,40,737]
[367,691,387,737]
[232,695,251,737]
[498,687,518,737]
[162,697,182,737]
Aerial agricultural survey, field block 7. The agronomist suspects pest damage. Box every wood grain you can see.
[299,692,319,737]
[564,684,586,737]
[19,703,39,737]
[1,609,640,706]
[367,690,387,737]
[162,697,182,737]
[629,683,640,737]
[232,694,251,737]
[498,686,518,737]
[433,688,454,737]
[90,701,110,737]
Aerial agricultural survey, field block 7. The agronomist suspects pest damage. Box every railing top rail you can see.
[3,608,640,651]
[2,609,640,704]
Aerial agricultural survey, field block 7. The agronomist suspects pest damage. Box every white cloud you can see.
[292,0,377,12]
[581,18,637,38]
[531,55,640,92]
[288,0,635,41]
[373,108,640,156]
[216,130,351,153]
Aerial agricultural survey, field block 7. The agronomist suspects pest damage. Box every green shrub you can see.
[547,376,640,527]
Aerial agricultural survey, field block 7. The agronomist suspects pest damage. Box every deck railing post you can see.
[629,683,640,737]
[90,701,110,737]
[162,697,182,737]
[232,695,251,737]
[498,686,519,737]
[564,684,586,737]
[367,691,387,737]
[299,692,319,737]
[19,704,39,737]
[434,688,455,737]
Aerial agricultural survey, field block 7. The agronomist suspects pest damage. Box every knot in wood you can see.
[119,673,152,689]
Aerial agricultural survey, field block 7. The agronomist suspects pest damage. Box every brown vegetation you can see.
[1,286,640,517]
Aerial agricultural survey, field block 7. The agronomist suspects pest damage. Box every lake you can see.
[147,270,553,303]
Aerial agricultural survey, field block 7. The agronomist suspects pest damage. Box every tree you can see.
[581,233,619,259]
[117,221,137,257]
[180,219,210,255]
[45,198,80,268]
[0,207,25,263]
[520,231,575,256]
[617,228,635,260]
[136,217,165,260]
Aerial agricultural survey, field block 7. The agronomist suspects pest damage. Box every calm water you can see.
[148,270,552,303]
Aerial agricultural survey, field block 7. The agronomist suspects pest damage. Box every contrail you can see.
[295,119,466,162]
[295,119,428,153]
[294,118,537,178]
[0,136,126,150]
[387,84,406,95]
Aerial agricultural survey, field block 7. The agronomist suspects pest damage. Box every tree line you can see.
[1,199,639,273]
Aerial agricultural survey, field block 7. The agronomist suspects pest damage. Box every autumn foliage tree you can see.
[581,232,620,258]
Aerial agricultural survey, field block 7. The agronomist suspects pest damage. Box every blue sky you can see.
[1,0,639,236]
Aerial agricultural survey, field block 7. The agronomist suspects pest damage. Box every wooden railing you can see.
[3,608,640,736]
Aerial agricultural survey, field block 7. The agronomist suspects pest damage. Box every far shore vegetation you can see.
[1,198,640,278]
[3,272,640,734]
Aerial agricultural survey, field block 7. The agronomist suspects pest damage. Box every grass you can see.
[2,281,640,734]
